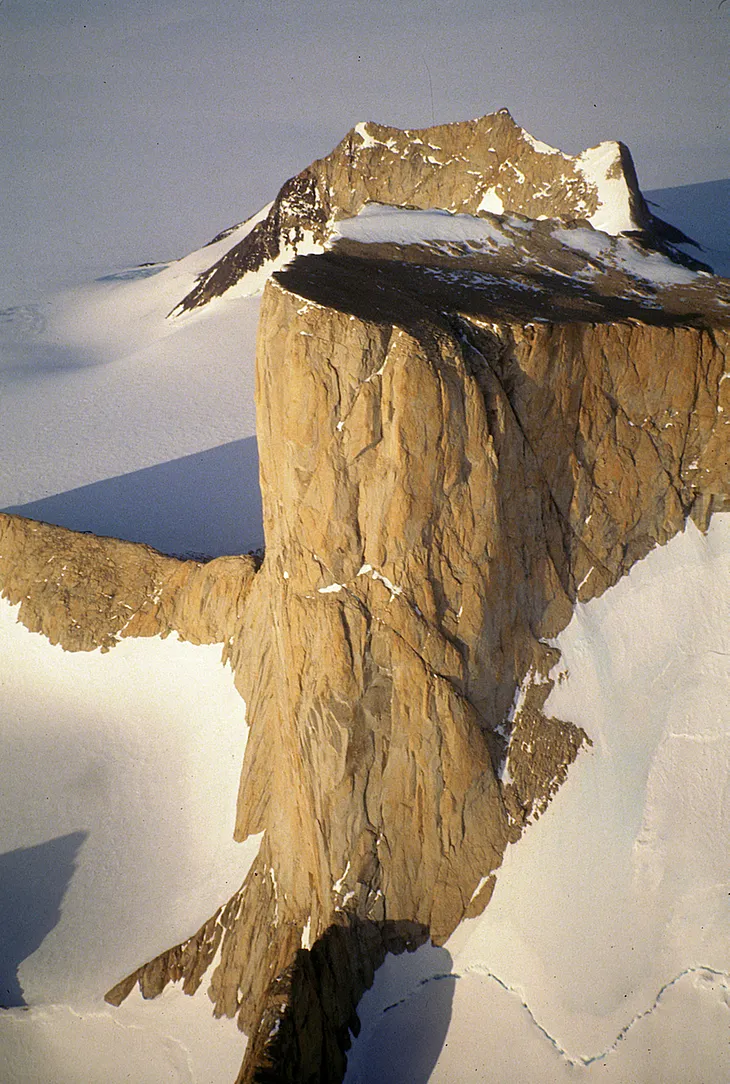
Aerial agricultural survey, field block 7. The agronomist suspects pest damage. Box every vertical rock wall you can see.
[5,272,726,1083]
[196,283,726,1078]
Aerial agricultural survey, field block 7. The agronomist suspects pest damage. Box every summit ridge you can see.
[171,109,707,316]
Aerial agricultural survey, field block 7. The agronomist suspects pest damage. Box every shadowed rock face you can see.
[1,117,728,1083]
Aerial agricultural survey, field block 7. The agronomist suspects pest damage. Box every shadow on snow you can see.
[2,437,264,561]
[0,831,88,1008]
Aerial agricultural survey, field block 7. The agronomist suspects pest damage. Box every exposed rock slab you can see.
[0,513,258,652]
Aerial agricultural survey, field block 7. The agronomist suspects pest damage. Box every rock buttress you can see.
[162,281,723,1080]
[30,267,725,1079]
[0,513,258,652]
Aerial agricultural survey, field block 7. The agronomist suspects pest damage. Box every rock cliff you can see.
[1,115,728,1082]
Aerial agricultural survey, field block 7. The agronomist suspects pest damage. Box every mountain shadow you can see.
[0,831,87,1008]
[348,971,458,1083]
[2,437,263,560]
[645,179,730,278]
[238,918,454,1083]
[340,942,457,1084]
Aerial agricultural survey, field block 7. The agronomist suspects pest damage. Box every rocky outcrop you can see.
[105,237,729,1081]
[1,116,728,1083]
[173,109,704,315]
[0,514,258,652]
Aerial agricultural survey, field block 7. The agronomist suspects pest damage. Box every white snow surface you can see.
[577,141,637,234]
[552,227,700,285]
[0,209,267,556]
[332,203,513,249]
[345,514,730,1081]
[521,128,568,158]
[0,596,260,995]
[0,985,247,1084]
[477,186,505,214]
[0,597,260,1078]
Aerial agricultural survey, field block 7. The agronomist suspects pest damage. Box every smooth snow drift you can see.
[0,600,259,1079]
[0,212,268,557]
[345,514,730,1082]
[332,202,703,289]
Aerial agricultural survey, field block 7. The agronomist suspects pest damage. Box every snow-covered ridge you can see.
[552,225,699,285]
[328,202,708,298]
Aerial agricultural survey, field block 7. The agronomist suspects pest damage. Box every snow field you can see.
[0,984,247,1084]
[0,213,266,557]
[0,597,262,1079]
[0,598,261,1005]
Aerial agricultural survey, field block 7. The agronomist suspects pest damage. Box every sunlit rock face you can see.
[173,108,707,315]
[1,111,728,1084]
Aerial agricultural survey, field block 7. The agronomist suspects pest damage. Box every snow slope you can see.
[332,202,704,288]
[0,600,259,1080]
[646,179,730,279]
[345,514,730,1082]
[0,211,268,558]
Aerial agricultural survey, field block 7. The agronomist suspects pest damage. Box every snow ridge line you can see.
[585,965,730,1067]
[368,964,730,1067]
